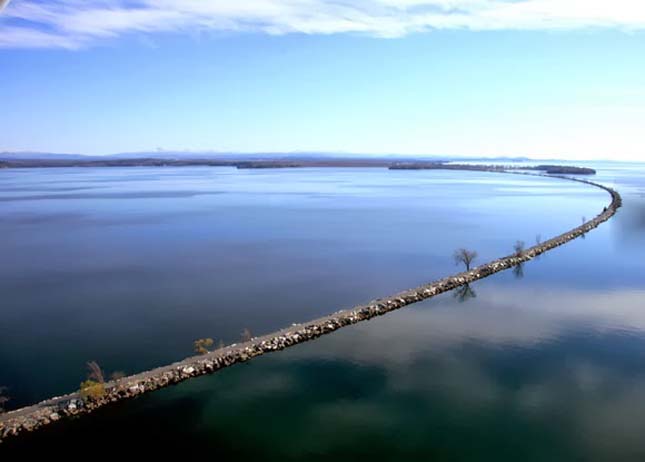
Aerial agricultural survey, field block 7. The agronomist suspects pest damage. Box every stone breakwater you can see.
[0,172,622,444]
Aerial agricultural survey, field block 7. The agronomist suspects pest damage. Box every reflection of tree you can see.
[454,283,477,303]
[581,216,587,239]
[513,262,525,279]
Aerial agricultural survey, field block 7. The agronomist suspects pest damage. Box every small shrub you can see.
[194,338,214,355]
[79,380,106,401]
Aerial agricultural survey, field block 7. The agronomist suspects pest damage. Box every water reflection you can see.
[2,164,645,460]
[6,283,645,460]
[0,190,226,201]
[1,167,609,407]
[513,262,525,279]
[453,283,477,302]
[615,198,645,247]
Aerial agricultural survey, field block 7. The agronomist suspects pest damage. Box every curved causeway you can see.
[0,170,623,443]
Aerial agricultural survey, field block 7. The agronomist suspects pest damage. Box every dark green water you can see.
[2,164,645,460]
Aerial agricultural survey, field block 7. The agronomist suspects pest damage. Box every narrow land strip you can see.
[0,170,622,443]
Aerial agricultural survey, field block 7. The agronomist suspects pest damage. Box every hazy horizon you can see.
[1,150,642,164]
[2,2,645,161]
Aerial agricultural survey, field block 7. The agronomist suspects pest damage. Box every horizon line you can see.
[0,149,637,164]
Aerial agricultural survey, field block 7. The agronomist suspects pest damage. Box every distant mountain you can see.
[107,151,389,160]
[0,151,90,160]
[107,151,536,163]
[1,150,537,163]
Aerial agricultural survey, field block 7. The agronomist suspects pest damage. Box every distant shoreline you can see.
[0,158,596,175]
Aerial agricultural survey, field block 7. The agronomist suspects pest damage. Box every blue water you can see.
[1,164,644,460]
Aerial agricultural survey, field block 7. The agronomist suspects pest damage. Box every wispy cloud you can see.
[1,0,645,49]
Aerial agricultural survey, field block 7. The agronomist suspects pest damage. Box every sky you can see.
[1,1,645,161]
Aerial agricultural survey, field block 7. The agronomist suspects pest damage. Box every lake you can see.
[2,163,645,460]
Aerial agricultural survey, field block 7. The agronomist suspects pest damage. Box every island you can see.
[389,162,596,175]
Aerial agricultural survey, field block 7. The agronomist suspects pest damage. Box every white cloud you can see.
[1,0,645,49]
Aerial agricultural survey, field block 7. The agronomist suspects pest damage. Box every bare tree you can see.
[0,386,9,413]
[218,339,225,350]
[581,216,587,239]
[453,248,478,271]
[241,328,252,342]
[194,338,214,355]
[536,234,542,246]
[87,360,105,384]
[110,371,126,381]
[79,362,106,401]
[513,240,526,257]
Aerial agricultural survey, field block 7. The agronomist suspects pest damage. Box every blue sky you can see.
[1,1,645,161]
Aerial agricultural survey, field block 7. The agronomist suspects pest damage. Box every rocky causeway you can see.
[0,169,622,443]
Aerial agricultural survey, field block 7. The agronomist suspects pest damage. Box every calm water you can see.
[2,164,645,460]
